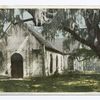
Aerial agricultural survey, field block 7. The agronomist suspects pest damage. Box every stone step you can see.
[0,75,10,79]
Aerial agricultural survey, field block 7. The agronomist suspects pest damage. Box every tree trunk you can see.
[42,44,46,77]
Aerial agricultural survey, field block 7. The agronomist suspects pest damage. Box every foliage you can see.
[0,9,100,58]
[0,9,15,38]
[42,9,100,58]
[42,9,66,40]
[72,48,98,61]
[62,69,83,76]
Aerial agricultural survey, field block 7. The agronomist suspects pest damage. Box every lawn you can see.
[0,73,100,92]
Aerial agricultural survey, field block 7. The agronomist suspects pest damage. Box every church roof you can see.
[23,24,65,54]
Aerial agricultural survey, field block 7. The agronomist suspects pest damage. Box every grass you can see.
[0,73,100,92]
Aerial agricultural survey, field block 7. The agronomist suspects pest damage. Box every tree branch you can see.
[63,26,96,49]
[14,18,34,25]
[63,26,100,58]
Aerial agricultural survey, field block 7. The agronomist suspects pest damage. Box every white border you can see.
[0,92,100,96]
[0,5,100,9]
[0,0,100,5]
[0,1,100,100]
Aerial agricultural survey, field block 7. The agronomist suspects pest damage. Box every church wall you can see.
[0,24,68,78]
[45,50,65,76]
[6,24,43,78]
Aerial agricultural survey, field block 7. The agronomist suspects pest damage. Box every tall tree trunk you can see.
[42,44,46,77]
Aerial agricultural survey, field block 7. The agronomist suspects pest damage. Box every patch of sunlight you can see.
[0,89,4,92]
[62,79,98,86]
[53,86,57,89]
[32,84,41,88]
[63,81,81,86]
[84,71,96,74]
[83,79,98,86]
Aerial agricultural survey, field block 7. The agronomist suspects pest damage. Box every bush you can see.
[62,69,83,77]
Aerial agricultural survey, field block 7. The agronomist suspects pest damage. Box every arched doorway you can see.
[11,53,23,78]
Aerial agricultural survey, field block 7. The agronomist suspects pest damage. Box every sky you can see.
[3,9,34,31]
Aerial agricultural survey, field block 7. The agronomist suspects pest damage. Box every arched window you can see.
[50,54,53,73]
[56,55,58,71]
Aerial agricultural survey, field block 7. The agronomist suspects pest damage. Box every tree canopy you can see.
[42,9,100,58]
[0,9,100,58]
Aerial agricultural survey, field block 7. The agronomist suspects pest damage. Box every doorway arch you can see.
[11,53,23,78]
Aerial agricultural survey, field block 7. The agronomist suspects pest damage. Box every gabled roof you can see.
[51,38,65,53]
[23,24,65,54]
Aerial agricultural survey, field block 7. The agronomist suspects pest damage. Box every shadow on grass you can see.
[0,80,32,92]
[0,74,100,92]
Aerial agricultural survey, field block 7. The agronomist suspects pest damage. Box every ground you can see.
[0,73,100,92]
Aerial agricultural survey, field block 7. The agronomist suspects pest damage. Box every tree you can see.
[42,9,100,59]
[0,9,56,38]
[0,9,100,59]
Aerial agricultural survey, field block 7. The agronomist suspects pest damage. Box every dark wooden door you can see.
[11,53,23,78]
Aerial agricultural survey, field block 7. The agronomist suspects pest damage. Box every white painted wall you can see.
[6,24,43,78]
[45,50,65,76]
[0,23,68,78]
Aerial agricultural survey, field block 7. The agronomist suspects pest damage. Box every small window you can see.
[50,54,53,73]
